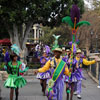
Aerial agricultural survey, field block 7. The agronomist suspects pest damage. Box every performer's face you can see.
[43,52,47,57]
[66,51,70,55]
[54,51,61,58]
[62,50,65,54]
[13,56,18,61]
[76,53,81,58]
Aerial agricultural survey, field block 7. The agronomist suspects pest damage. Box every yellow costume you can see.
[76,57,96,66]
[38,57,69,76]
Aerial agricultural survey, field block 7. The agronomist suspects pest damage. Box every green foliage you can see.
[0,0,85,27]
[40,24,72,46]
[0,0,84,45]
[0,23,9,39]
[93,0,100,15]
[77,0,84,15]
[27,63,40,69]
[0,62,5,70]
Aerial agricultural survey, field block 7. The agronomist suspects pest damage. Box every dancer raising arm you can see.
[34,48,70,100]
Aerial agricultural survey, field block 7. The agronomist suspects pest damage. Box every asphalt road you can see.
[0,70,100,100]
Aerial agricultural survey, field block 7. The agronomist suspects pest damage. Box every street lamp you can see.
[95,34,98,53]
[90,31,93,53]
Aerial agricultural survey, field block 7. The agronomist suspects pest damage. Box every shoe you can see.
[97,86,100,88]
[77,94,82,99]
[74,91,77,95]
[43,92,45,96]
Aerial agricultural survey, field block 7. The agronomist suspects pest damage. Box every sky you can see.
[84,0,93,9]
[84,0,100,9]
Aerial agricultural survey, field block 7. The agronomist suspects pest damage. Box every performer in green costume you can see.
[4,44,28,100]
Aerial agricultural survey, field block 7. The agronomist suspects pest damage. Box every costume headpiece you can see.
[52,34,61,50]
[44,45,50,54]
[11,44,20,56]
[76,49,82,53]
[66,49,70,52]
[52,48,62,53]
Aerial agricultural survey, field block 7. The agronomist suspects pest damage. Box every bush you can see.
[0,62,40,70]
[27,63,41,69]
[0,62,5,70]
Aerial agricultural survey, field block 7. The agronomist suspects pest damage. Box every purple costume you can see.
[4,51,10,62]
[36,56,50,79]
[74,58,85,95]
[63,57,81,83]
[46,58,65,100]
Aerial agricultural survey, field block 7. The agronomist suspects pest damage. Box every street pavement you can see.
[0,70,100,100]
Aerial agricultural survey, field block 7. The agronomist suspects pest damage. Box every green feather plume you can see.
[76,21,91,28]
[62,16,74,28]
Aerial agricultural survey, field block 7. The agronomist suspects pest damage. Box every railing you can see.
[88,53,100,83]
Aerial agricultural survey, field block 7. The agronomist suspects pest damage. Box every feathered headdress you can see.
[44,45,51,54]
[11,44,20,56]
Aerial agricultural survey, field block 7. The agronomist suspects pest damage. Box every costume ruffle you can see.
[4,74,27,89]
[36,71,50,79]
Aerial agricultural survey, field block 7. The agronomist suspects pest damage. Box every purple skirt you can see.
[63,75,69,82]
[36,71,50,79]
[64,74,78,83]
[64,68,85,83]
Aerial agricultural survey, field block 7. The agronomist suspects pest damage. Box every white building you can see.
[27,24,44,44]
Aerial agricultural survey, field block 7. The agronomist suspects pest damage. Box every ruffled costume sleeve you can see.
[19,61,29,73]
[83,59,96,66]
[38,60,51,72]
[38,60,69,76]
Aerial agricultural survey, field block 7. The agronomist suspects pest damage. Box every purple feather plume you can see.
[45,45,50,54]
[4,51,10,62]
[69,41,72,45]
[69,39,80,45]
[70,4,80,24]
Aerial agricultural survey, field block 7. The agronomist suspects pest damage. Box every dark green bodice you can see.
[7,61,22,75]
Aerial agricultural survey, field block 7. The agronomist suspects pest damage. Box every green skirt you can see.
[4,74,27,89]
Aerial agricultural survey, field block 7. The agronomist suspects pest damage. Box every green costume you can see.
[4,61,27,89]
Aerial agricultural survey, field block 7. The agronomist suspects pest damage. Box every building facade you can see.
[27,24,44,44]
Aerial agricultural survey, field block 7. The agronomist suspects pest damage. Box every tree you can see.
[0,23,9,39]
[0,0,57,59]
[0,0,84,59]
[77,11,100,54]
[93,0,100,14]
[40,24,72,46]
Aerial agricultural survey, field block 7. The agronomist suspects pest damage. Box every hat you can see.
[76,49,82,53]
[52,48,62,53]
[66,49,70,52]
[62,47,65,51]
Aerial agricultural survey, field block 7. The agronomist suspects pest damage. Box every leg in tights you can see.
[43,79,47,95]
[10,88,14,100]
[70,83,74,100]
[40,80,43,92]
[66,82,70,100]
[15,88,19,100]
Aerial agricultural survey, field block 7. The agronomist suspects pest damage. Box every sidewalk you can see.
[0,70,100,100]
